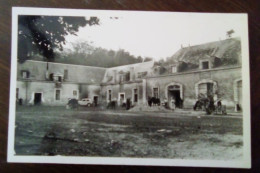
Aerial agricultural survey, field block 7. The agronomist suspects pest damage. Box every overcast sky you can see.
[65,12,246,61]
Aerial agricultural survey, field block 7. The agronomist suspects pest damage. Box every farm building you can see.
[16,37,242,111]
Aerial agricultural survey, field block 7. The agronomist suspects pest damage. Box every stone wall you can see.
[17,66,241,109]
[16,81,98,106]
[100,82,143,105]
[79,84,102,102]
[146,67,241,108]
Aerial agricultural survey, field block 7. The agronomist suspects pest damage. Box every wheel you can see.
[87,103,91,107]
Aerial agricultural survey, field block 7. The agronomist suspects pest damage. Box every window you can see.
[119,72,130,82]
[125,72,130,81]
[133,89,138,102]
[55,90,61,100]
[119,93,125,102]
[64,69,68,80]
[49,73,54,81]
[21,71,29,78]
[108,90,112,101]
[202,61,209,69]
[153,88,159,98]
[171,66,177,73]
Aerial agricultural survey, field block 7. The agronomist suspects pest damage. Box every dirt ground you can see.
[14,106,243,160]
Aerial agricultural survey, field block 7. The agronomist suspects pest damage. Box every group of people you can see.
[107,98,132,110]
[159,96,182,110]
[193,94,226,115]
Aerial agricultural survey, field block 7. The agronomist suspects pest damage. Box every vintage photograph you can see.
[8,8,251,167]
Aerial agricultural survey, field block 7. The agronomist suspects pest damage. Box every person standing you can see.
[170,96,176,110]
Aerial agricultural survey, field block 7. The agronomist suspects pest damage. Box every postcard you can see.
[8,7,251,168]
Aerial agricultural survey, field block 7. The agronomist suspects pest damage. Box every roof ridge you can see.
[23,59,154,69]
[24,60,108,69]
[181,37,240,49]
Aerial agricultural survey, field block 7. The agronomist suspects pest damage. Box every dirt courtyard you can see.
[14,106,243,160]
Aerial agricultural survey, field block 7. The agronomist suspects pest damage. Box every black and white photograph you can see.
[8,7,251,168]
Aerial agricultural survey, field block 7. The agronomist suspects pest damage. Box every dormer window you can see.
[125,72,130,81]
[118,71,130,83]
[21,70,30,79]
[49,73,63,82]
[202,61,209,69]
[200,60,211,70]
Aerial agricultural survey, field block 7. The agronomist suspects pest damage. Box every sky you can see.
[65,12,246,61]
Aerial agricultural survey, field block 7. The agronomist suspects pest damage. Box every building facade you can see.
[16,38,242,110]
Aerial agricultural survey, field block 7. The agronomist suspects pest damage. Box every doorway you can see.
[34,93,42,105]
[119,93,125,106]
[168,85,182,108]
[93,96,98,106]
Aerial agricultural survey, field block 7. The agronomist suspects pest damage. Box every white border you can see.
[8,7,251,168]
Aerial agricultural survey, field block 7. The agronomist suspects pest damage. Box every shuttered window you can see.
[134,89,138,102]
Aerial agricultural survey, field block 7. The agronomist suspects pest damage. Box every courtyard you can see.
[14,106,243,160]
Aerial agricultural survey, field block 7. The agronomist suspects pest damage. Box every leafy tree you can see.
[137,56,143,62]
[18,15,99,62]
[70,41,94,55]
[54,41,145,67]
[144,57,153,62]
[226,29,235,38]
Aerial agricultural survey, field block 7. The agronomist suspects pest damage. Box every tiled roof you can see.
[102,61,154,83]
[170,37,241,65]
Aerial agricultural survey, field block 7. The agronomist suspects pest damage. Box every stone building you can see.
[16,38,242,110]
[17,61,106,106]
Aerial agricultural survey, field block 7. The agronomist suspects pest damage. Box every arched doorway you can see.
[165,82,183,108]
[233,79,242,111]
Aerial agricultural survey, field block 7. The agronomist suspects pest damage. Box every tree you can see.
[54,40,144,67]
[226,29,235,38]
[144,57,153,62]
[18,15,99,62]
[71,41,94,55]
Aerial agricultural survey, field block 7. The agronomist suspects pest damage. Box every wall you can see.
[100,82,143,105]
[17,60,106,84]
[146,67,241,108]
[17,65,241,109]
[79,84,102,102]
[17,81,79,106]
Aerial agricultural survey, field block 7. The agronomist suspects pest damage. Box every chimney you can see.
[130,67,135,81]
